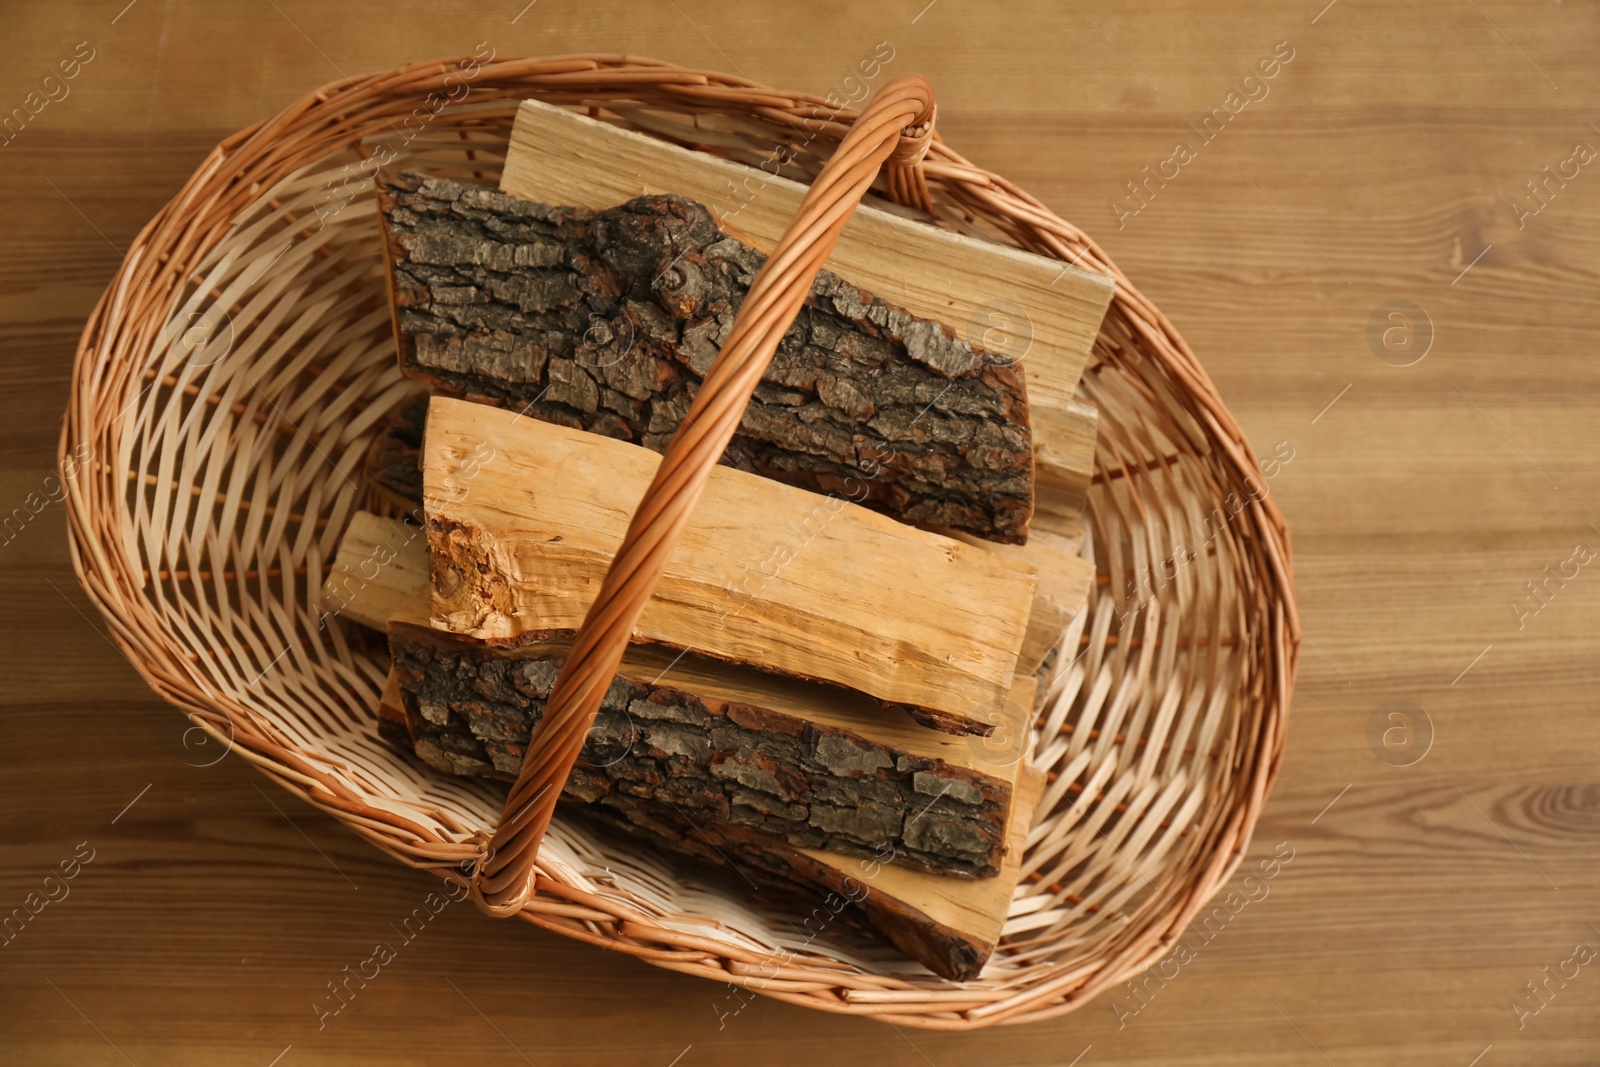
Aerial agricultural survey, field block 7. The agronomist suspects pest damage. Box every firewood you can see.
[360,397,1091,699]
[390,621,1030,879]
[377,170,1036,543]
[499,100,1112,503]
[326,509,1028,878]
[376,671,1042,981]
[946,527,1094,678]
[423,396,1037,735]
[337,509,1047,976]
[572,759,1046,982]
[319,510,428,632]
[1034,394,1098,520]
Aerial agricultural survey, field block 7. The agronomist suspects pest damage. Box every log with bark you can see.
[423,395,1038,735]
[376,169,1036,543]
[390,620,1031,879]
[331,509,1045,979]
[377,667,1041,982]
[325,510,1028,878]
[324,511,1024,883]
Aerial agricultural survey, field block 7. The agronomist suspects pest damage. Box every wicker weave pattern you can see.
[62,55,1297,1029]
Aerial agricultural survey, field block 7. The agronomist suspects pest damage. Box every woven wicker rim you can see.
[62,54,1298,1029]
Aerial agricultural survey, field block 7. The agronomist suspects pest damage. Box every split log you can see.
[377,169,1036,543]
[423,396,1038,735]
[946,527,1094,679]
[360,397,1091,697]
[573,759,1046,982]
[326,510,1030,878]
[500,99,1111,490]
[391,622,1030,879]
[337,509,1045,978]
[1033,394,1098,520]
[377,671,1042,981]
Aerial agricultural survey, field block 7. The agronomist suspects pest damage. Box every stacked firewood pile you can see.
[323,101,1113,980]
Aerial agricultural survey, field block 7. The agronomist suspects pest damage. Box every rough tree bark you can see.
[361,393,426,516]
[384,659,1032,980]
[390,620,1017,879]
[376,170,1035,543]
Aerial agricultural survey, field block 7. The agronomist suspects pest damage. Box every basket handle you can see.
[467,75,938,916]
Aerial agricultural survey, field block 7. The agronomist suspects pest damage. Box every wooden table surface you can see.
[4,1,1597,1064]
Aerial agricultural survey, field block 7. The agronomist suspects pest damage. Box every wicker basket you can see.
[62,54,1298,1029]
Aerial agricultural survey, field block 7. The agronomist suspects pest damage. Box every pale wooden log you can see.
[500,99,1111,486]
[423,396,1037,735]
[1033,395,1098,514]
[318,510,429,631]
[360,398,1082,698]
[944,527,1094,678]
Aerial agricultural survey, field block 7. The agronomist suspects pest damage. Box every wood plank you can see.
[500,99,1111,486]
[318,510,429,631]
[424,396,1037,733]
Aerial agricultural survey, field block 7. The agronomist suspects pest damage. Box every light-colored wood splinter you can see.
[423,397,1037,734]
[500,99,1112,495]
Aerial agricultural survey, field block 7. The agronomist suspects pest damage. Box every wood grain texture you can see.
[4,1,1599,1064]
[321,510,429,631]
[424,396,1037,732]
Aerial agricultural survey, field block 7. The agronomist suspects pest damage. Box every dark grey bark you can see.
[362,393,427,511]
[377,170,1034,543]
[390,621,1010,878]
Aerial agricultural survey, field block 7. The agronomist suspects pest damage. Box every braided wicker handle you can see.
[467,75,938,915]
